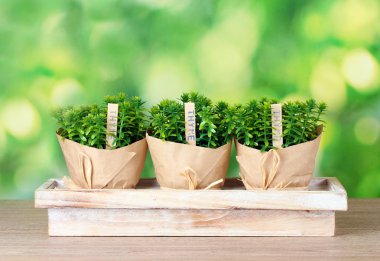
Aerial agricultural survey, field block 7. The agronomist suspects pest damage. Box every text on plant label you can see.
[106,103,119,149]
[185,102,196,145]
[271,103,283,148]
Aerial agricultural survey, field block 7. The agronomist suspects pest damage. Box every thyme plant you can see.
[234,98,326,151]
[149,99,185,143]
[148,92,234,148]
[104,93,147,148]
[282,99,327,147]
[53,93,147,149]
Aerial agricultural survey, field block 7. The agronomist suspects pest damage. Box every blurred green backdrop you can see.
[1,0,380,198]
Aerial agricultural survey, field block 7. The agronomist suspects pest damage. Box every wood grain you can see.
[0,200,379,260]
[35,177,347,211]
[34,177,346,237]
[48,208,334,236]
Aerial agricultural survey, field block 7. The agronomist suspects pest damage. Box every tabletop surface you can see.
[0,199,379,261]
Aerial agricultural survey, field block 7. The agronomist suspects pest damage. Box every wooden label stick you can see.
[185,102,196,146]
[106,103,118,149]
[271,103,283,148]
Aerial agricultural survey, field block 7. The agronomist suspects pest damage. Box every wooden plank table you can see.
[0,199,379,260]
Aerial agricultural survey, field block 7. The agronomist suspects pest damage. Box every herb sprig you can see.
[148,92,233,148]
[234,98,326,151]
[53,93,147,149]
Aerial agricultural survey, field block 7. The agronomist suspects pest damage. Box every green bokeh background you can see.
[1,0,380,198]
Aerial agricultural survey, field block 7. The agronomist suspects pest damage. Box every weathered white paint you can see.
[35,178,347,211]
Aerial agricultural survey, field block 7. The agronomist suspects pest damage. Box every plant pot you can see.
[57,134,147,189]
[146,134,232,189]
[235,126,323,190]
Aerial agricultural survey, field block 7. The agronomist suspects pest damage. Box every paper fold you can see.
[146,134,231,189]
[235,126,323,190]
[57,134,147,189]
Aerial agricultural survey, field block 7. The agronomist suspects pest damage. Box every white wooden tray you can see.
[35,177,347,237]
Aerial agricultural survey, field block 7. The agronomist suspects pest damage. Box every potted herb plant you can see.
[53,93,148,189]
[146,92,234,189]
[234,98,326,190]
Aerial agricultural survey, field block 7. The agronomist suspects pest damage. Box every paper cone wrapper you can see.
[235,126,323,190]
[146,134,232,189]
[57,134,147,189]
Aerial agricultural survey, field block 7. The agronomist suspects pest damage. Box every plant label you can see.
[185,102,196,146]
[106,103,118,149]
[271,103,283,148]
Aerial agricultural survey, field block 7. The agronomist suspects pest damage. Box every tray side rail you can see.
[35,178,347,211]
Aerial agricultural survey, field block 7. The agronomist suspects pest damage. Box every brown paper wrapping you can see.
[57,134,147,189]
[146,134,232,189]
[236,126,323,190]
